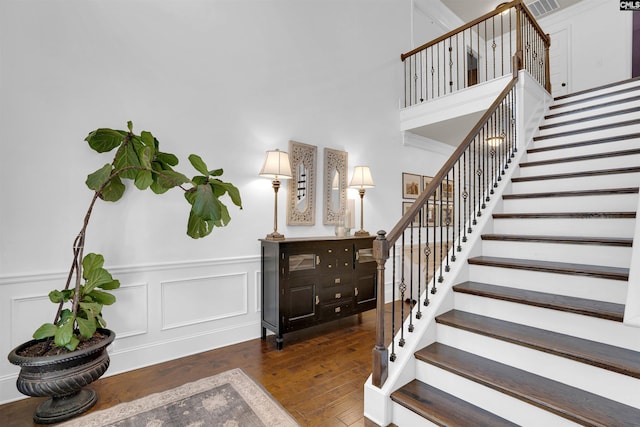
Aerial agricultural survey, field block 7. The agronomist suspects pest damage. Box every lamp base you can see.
[265,231,286,241]
[354,230,370,237]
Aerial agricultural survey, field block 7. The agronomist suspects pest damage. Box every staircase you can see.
[389,79,640,426]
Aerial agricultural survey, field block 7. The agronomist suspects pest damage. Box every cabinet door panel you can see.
[286,283,317,322]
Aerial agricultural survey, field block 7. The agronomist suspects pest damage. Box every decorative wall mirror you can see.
[323,148,347,225]
[287,141,317,225]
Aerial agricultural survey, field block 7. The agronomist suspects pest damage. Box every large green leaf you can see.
[86,164,113,191]
[32,323,57,339]
[156,170,190,190]
[188,154,209,176]
[135,169,153,190]
[76,316,97,339]
[84,268,115,294]
[212,180,243,208]
[82,253,105,278]
[88,289,116,306]
[100,175,126,201]
[85,128,126,153]
[54,317,75,347]
[191,184,220,221]
[156,152,179,167]
[114,141,141,180]
[137,146,153,169]
[187,210,214,239]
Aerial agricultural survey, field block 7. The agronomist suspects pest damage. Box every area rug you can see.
[59,368,300,427]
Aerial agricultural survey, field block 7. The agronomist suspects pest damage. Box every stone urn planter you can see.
[7,329,115,424]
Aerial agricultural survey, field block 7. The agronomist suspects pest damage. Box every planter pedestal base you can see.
[34,389,97,424]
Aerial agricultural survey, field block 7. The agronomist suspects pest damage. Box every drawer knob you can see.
[334,278,341,284]
[316,295,320,305]
[335,307,341,313]
[335,293,341,299]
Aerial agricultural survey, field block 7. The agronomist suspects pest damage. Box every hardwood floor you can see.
[0,304,400,427]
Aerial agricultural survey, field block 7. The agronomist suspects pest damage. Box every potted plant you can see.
[7,121,242,424]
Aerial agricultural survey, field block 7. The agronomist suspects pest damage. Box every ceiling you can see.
[439,0,583,23]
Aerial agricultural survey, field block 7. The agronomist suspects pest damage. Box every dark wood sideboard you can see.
[260,235,377,350]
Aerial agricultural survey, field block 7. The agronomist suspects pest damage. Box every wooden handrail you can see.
[371,75,519,388]
[400,0,549,62]
[383,76,518,249]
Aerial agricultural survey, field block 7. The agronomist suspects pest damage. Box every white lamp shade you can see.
[349,166,374,189]
[259,149,292,179]
[486,136,504,147]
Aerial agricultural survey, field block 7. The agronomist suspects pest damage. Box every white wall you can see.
[539,0,633,93]
[0,0,455,404]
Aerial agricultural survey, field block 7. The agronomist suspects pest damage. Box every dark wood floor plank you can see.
[415,343,640,427]
[436,310,640,378]
[390,379,519,427]
[0,309,386,427]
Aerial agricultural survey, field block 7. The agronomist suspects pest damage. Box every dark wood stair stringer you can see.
[414,343,640,427]
[436,309,640,378]
[390,379,519,427]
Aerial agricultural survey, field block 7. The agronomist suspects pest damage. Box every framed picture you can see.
[402,201,422,227]
[425,203,437,227]
[402,173,421,199]
[422,176,438,200]
[440,179,454,202]
[440,203,454,227]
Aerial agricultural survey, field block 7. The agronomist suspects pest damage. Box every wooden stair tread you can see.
[511,166,640,182]
[527,133,640,154]
[503,187,638,199]
[453,281,625,322]
[415,343,640,426]
[492,211,636,219]
[551,81,640,107]
[467,256,629,281]
[533,118,640,141]
[540,106,640,130]
[480,234,633,247]
[436,310,639,377]
[391,379,519,427]
[553,76,640,101]
[520,148,640,167]
[545,95,640,120]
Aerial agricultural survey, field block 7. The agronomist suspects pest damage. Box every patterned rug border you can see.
[59,368,299,427]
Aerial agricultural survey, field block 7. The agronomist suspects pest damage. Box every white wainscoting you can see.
[0,254,261,404]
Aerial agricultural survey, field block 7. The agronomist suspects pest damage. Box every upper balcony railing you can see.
[401,0,550,108]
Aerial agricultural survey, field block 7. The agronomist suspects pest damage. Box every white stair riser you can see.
[492,217,635,238]
[467,264,627,303]
[436,325,640,408]
[525,138,640,162]
[543,100,640,126]
[391,403,441,427]
[480,240,632,268]
[414,362,579,426]
[532,123,640,147]
[538,112,640,137]
[501,194,638,213]
[452,293,640,351]
[511,173,640,193]
[517,155,640,177]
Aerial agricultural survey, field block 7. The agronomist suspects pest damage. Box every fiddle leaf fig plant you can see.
[33,121,242,351]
